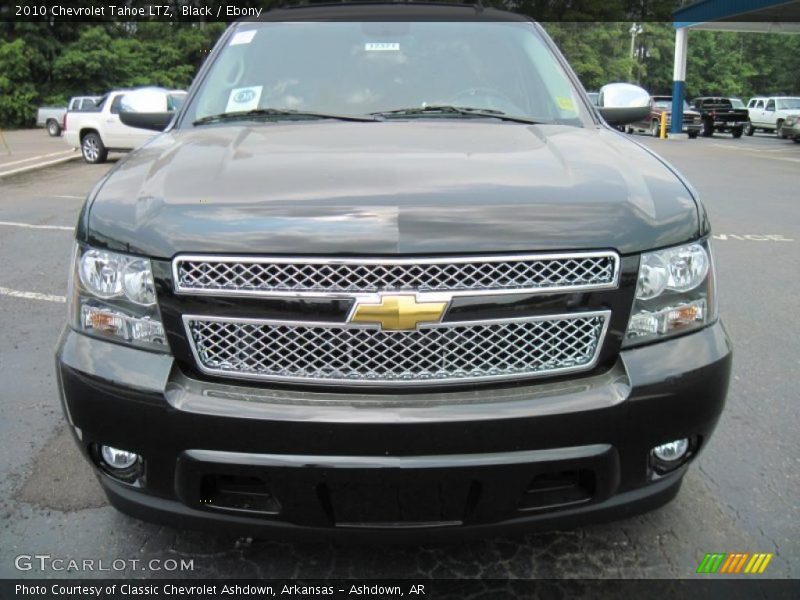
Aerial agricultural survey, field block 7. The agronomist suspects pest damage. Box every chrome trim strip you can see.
[181,310,611,387]
[171,251,621,299]
[185,444,612,469]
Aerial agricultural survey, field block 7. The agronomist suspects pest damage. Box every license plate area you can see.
[175,445,619,529]
[320,471,477,528]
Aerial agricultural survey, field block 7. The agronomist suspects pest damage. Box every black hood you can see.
[84,121,700,258]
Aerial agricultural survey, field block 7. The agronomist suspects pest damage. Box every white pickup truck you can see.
[746,96,800,137]
[62,88,186,163]
[36,96,99,137]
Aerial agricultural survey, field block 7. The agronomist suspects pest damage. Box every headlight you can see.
[68,244,167,351]
[624,240,717,346]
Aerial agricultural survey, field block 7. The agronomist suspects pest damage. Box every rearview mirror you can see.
[597,83,651,126]
[117,88,181,132]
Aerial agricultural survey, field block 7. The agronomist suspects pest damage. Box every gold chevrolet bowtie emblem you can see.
[349,294,448,330]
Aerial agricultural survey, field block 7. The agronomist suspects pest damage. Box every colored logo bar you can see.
[697,553,773,574]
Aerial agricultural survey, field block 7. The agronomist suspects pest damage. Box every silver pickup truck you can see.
[36,96,100,136]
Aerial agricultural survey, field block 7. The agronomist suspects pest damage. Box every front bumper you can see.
[56,322,731,540]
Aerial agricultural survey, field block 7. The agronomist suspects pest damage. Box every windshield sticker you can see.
[556,96,576,111]
[365,42,400,51]
[226,86,262,112]
[229,30,257,46]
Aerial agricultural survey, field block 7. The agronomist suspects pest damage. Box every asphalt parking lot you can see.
[0,130,797,580]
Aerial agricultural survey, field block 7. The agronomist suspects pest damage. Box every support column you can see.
[671,26,688,135]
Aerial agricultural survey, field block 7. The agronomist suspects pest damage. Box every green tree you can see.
[0,39,39,127]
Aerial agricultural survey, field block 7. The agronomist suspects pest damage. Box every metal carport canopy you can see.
[669,0,800,134]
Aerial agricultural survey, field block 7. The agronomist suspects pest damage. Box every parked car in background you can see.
[689,97,749,137]
[62,88,186,163]
[36,96,100,137]
[777,113,800,142]
[627,96,701,138]
[746,96,800,136]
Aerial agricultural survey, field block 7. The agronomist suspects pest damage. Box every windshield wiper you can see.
[193,108,378,126]
[369,105,542,124]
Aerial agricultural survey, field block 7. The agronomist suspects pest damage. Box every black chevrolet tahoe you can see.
[56,4,732,540]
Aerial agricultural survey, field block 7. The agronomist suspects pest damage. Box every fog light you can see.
[100,445,139,470]
[652,438,689,462]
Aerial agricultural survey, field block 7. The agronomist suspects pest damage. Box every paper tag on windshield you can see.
[230,30,256,46]
[556,96,576,111]
[226,86,262,112]
[365,42,399,51]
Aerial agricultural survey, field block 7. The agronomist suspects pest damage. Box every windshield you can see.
[183,21,587,127]
[777,98,800,110]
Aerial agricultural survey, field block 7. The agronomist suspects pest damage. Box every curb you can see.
[0,151,81,179]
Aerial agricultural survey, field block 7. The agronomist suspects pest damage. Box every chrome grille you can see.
[184,312,610,386]
[173,252,619,297]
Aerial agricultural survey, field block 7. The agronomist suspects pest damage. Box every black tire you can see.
[776,120,787,138]
[701,119,714,137]
[81,132,108,164]
[732,126,744,139]
[794,137,800,144]
[745,122,755,136]
[46,119,61,137]
[688,130,699,139]
[650,119,661,137]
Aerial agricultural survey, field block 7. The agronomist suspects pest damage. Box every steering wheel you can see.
[451,87,520,113]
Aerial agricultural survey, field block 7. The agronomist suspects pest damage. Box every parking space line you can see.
[0,220,73,231]
[0,150,74,169]
[0,286,66,303]
[708,143,800,163]
[713,233,794,242]
[0,153,80,179]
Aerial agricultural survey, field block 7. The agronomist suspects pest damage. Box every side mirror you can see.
[117,89,181,132]
[597,83,651,126]
[119,111,174,132]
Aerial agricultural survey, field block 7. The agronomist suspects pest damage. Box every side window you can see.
[110,95,124,114]
[747,99,754,108]
[756,100,764,109]
[766,100,775,111]
[167,93,186,112]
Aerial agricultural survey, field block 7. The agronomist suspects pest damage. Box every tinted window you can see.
[766,100,775,110]
[110,95,125,114]
[756,100,764,108]
[168,92,187,111]
[777,98,800,110]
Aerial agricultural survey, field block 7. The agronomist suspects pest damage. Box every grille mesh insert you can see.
[186,314,608,385]
[175,254,617,295]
